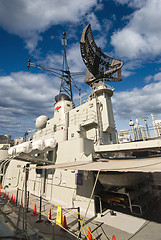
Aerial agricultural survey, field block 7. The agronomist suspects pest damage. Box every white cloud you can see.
[111,0,161,59]
[0,0,100,52]
[0,72,59,107]
[66,44,86,74]
[0,71,60,137]
[86,12,101,31]
[144,71,161,82]
[0,68,86,138]
[111,29,146,59]
[114,0,147,9]
[113,80,161,120]
[121,59,142,77]
[38,43,86,81]
[154,72,161,81]
[122,69,134,78]
[145,75,153,83]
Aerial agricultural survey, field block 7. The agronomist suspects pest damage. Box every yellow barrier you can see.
[24,193,96,239]
[56,205,64,226]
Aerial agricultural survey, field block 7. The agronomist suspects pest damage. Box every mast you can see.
[60,32,73,101]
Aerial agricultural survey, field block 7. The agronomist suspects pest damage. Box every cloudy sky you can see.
[1,0,161,139]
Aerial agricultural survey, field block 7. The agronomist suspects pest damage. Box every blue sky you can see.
[1,0,161,139]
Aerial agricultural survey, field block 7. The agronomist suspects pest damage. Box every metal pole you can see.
[27,191,29,212]
[129,120,135,141]
[16,188,19,206]
[77,207,81,238]
[36,195,43,223]
[141,117,150,138]
[144,119,150,138]
[52,222,55,240]
[85,171,100,218]
[24,166,29,231]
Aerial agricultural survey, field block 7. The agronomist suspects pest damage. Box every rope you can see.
[77,171,100,239]
[4,186,99,239]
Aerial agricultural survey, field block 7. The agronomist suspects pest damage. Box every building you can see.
[154,120,161,137]
[0,135,11,144]
[118,129,131,143]
[151,114,161,138]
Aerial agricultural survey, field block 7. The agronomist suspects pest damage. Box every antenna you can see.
[27,32,82,101]
[59,32,73,100]
[80,24,123,87]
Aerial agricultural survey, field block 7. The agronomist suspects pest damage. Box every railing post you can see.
[36,195,43,223]
[27,191,30,212]
[52,222,55,240]
[78,207,81,238]
[16,188,19,206]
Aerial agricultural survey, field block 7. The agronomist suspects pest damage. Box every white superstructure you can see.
[1,25,161,219]
[2,82,118,216]
[151,114,161,137]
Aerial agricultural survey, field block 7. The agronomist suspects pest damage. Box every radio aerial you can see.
[27,32,82,101]
[80,24,123,86]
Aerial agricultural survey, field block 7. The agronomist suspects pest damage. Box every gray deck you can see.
[0,190,161,240]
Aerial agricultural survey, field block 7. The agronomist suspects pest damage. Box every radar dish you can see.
[80,24,123,86]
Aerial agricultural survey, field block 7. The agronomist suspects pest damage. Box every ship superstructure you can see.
[1,24,161,220]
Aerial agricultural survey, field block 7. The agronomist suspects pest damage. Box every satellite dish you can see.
[80,24,123,86]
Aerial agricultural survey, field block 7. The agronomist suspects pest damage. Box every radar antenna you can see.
[80,24,123,86]
[27,32,82,101]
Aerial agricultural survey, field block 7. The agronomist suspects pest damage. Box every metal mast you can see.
[141,116,150,138]
[60,32,73,101]
[27,32,82,101]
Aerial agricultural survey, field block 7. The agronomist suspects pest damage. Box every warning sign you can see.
[56,205,64,226]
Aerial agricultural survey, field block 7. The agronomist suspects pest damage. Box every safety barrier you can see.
[0,187,118,239]
[18,187,98,239]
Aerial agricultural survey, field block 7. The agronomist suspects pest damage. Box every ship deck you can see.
[0,189,161,240]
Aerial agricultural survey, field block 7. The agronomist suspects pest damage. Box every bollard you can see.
[13,196,16,205]
[46,209,51,224]
[78,207,81,238]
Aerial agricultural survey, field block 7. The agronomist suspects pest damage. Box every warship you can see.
[1,24,161,239]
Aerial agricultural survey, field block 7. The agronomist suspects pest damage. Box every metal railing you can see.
[118,126,161,143]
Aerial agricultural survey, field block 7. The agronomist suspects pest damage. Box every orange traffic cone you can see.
[46,209,51,223]
[10,194,13,202]
[32,204,38,216]
[88,227,92,240]
[4,190,6,198]
[112,235,116,240]
[0,184,2,189]
[6,193,9,200]
[13,196,16,205]
[63,215,68,230]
